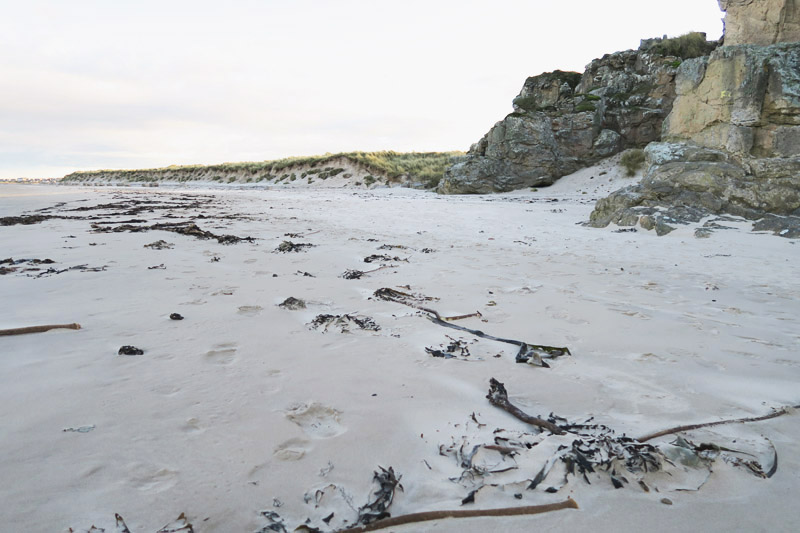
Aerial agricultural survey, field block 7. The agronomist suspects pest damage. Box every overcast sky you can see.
[0,0,725,179]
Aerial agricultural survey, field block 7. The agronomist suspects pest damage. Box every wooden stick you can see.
[339,498,578,533]
[442,311,482,321]
[487,378,565,435]
[0,323,81,336]
[638,405,800,443]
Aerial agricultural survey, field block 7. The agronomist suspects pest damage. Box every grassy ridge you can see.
[62,151,464,188]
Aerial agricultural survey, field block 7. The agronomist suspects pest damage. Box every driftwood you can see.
[639,405,800,443]
[0,323,81,336]
[487,378,565,435]
[338,499,578,533]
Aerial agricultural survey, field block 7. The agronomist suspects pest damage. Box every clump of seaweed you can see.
[309,314,380,333]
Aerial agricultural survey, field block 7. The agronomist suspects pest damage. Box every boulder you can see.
[719,0,800,45]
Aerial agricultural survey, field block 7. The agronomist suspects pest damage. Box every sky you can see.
[0,0,725,180]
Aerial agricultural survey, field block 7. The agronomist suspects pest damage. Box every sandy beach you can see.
[1,171,798,532]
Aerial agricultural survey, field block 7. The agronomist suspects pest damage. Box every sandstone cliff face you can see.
[438,49,686,194]
[719,0,800,46]
[664,43,800,157]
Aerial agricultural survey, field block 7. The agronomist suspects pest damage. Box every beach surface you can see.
[1,169,798,532]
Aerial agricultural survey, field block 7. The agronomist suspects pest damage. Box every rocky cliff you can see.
[438,36,716,194]
[590,2,800,237]
[720,0,800,45]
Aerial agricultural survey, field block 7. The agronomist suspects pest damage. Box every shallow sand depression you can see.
[1,180,798,532]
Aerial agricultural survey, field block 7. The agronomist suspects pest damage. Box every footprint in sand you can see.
[545,306,589,325]
[634,352,676,364]
[128,464,179,493]
[182,417,205,434]
[285,402,346,438]
[273,437,312,461]
[238,305,263,316]
[211,286,237,296]
[608,305,651,320]
[641,281,664,293]
[261,369,284,394]
[205,343,238,365]
[153,384,182,397]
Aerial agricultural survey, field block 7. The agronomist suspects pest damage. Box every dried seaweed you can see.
[0,257,106,278]
[309,314,380,333]
[355,467,403,526]
[118,345,144,356]
[363,254,405,264]
[0,214,56,226]
[93,221,254,244]
[279,297,307,310]
[487,379,564,435]
[257,511,288,533]
[155,513,194,532]
[425,336,472,359]
[372,287,438,305]
[68,513,193,533]
[31,263,107,278]
[0,257,56,275]
[374,288,568,367]
[276,240,314,252]
[144,240,174,249]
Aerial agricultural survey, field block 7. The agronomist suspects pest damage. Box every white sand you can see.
[1,169,798,532]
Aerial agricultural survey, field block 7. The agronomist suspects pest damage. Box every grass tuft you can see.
[620,149,646,177]
[648,32,716,60]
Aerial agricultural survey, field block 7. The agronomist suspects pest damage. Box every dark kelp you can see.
[278,297,307,310]
[276,240,314,252]
[94,222,254,244]
[118,345,144,356]
[374,288,569,367]
[309,314,380,333]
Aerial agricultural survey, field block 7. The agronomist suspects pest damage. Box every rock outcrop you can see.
[590,2,800,238]
[438,38,714,194]
[720,0,800,46]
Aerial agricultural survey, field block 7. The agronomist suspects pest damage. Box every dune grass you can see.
[62,151,464,188]
[648,32,717,60]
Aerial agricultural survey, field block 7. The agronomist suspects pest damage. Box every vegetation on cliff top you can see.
[647,32,718,60]
[62,151,464,188]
